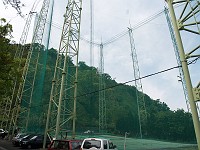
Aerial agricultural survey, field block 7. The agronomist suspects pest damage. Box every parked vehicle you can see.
[13,134,34,146]
[20,134,51,149]
[0,129,8,138]
[48,139,82,150]
[80,138,117,150]
[12,133,27,145]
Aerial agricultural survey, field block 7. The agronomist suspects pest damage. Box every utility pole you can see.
[43,0,82,147]
[165,0,200,149]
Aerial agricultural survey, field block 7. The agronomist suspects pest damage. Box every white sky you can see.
[0,0,199,111]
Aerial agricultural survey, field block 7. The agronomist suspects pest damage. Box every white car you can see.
[80,138,117,150]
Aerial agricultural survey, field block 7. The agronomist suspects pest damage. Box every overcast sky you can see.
[0,0,199,111]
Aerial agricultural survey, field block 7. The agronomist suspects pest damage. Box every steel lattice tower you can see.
[128,28,147,139]
[0,1,36,130]
[8,0,51,136]
[43,0,82,146]
[165,7,192,112]
[0,7,36,130]
[99,43,107,133]
[165,0,200,148]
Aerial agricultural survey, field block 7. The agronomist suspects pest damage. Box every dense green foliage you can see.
[41,50,196,142]
[0,18,196,143]
[0,18,14,101]
[0,18,25,110]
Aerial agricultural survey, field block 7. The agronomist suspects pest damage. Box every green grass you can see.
[76,134,197,150]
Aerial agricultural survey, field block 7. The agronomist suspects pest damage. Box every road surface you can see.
[0,139,43,150]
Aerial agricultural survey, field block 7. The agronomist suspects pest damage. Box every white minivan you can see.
[80,138,117,150]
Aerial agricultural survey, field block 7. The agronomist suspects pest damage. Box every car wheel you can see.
[27,144,32,149]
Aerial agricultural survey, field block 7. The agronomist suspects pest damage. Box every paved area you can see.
[0,139,42,150]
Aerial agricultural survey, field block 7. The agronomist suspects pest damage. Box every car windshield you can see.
[71,141,82,150]
[51,141,69,149]
[83,140,101,149]
[22,135,29,139]
[30,136,37,140]
[17,133,26,138]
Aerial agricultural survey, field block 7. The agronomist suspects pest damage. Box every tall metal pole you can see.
[90,0,94,67]
[72,0,82,139]
[166,1,200,149]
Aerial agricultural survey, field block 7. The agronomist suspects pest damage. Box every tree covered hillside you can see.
[0,18,196,143]
[15,46,198,143]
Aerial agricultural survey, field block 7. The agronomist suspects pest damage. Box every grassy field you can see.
[76,134,198,150]
[158,147,198,150]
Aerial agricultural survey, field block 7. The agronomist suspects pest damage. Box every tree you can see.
[0,18,14,101]
[0,18,23,124]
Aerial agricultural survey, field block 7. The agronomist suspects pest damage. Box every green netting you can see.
[17,1,54,134]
